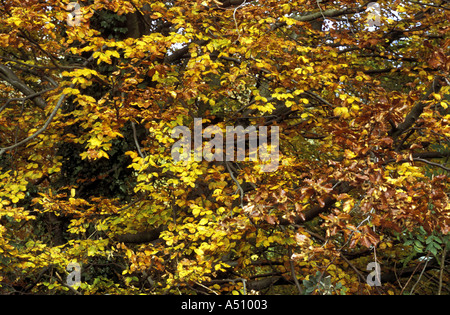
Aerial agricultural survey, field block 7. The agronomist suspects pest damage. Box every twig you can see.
[232,0,247,42]
[0,64,47,109]
[404,0,450,10]
[131,121,145,159]
[55,271,82,295]
[438,243,447,295]
[193,281,219,295]
[288,247,304,294]
[409,254,431,295]
[271,1,374,31]
[305,90,335,108]
[413,158,450,172]
[316,0,326,21]
[339,254,366,282]
[400,252,429,294]
[225,96,276,124]
[0,86,56,115]
[225,161,244,209]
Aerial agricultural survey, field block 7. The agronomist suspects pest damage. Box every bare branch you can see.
[405,0,450,10]
[131,121,145,159]
[0,86,56,115]
[116,226,165,243]
[226,161,244,209]
[0,64,47,109]
[413,158,450,172]
[288,247,304,294]
[390,75,445,140]
[271,1,375,31]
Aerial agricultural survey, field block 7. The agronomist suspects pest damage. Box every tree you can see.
[0,0,449,295]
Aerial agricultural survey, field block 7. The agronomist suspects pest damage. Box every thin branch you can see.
[339,254,367,282]
[413,158,450,172]
[409,254,431,295]
[383,151,450,165]
[226,161,244,209]
[131,121,145,159]
[55,271,82,295]
[164,40,208,63]
[400,254,428,294]
[232,0,247,42]
[390,75,445,139]
[438,241,447,295]
[18,29,62,70]
[0,86,68,156]
[288,247,304,294]
[305,90,335,108]
[116,226,165,243]
[0,50,97,156]
[225,97,276,124]
[271,1,374,31]
[0,86,56,115]
[405,0,450,10]
[0,64,47,109]
[193,281,219,295]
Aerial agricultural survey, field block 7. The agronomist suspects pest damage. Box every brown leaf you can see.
[265,215,278,225]
[317,197,325,208]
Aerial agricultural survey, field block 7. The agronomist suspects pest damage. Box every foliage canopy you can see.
[0,0,449,295]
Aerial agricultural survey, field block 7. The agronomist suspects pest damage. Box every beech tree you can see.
[0,0,449,295]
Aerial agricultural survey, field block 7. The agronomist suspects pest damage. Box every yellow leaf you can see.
[351,104,360,112]
[432,93,441,101]
[285,100,294,107]
[192,207,201,217]
[89,137,102,147]
[62,87,80,95]
[194,248,204,256]
[106,50,120,58]
[334,107,350,118]
[285,18,296,26]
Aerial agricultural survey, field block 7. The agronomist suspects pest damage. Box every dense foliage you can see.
[0,0,449,295]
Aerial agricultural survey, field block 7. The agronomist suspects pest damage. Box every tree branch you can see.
[164,40,209,64]
[116,226,165,243]
[288,247,304,294]
[390,75,445,140]
[0,50,97,156]
[380,252,449,284]
[0,86,55,115]
[131,121,145,159]
[413,158,450,172]
[271,1,375,31]
[0,63,47,109]
[383,151,450,164]
[279,181,352,225]
[0,86,67,156]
